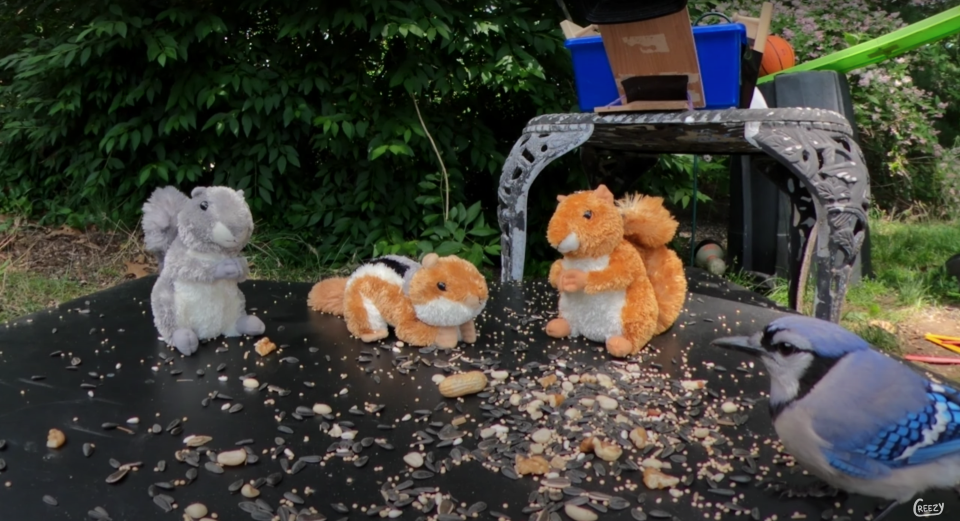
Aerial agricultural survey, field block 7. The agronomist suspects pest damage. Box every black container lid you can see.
[565,0,688,25]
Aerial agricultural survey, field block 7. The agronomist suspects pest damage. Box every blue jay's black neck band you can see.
[769,354,847,420]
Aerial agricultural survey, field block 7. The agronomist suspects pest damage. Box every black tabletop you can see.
[0,270,954,521]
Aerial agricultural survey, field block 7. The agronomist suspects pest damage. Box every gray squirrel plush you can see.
[142,186,265,355]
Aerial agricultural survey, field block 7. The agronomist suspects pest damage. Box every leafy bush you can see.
[701,0,960,215]
[0,0,577,269]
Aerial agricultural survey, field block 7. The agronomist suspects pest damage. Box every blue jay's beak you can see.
[711,336,763,356]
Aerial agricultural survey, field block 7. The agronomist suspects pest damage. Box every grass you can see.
[0,261,89,323]
[726,213,960,352]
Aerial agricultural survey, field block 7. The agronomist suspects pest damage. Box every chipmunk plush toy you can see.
[307,253,488,349]
[545,185,686,357]
[142,186,265,356]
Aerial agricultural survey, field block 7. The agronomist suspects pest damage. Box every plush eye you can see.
[583,210,592,219]
[437,282,446,291]
[200,201,209,211]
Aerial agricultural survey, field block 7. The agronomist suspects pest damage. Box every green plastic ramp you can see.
[758,5,960,83]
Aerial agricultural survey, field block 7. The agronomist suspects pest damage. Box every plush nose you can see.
[464,295,480,308]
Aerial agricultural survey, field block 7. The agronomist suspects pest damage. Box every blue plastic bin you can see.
[565,23,746,111]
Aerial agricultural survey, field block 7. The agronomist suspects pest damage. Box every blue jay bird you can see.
[712,315,960,521]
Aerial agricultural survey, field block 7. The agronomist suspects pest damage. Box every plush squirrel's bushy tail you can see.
[142,186,189,268]
[307,278,348,315]
[617,193,678,249]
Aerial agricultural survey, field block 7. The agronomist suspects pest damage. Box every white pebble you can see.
[509,394,522,406]
[480,427,496,439]
[341,430,357,440]
[561,381,574,392]
[530,443,544,455]
[403,452,424,468]
[328,424,343,437]
[218,375,228,381]
[564,504,598,521]
[313,403,332,415]
[126,417,139,425]
[564,408,582,421]
[669,489,684,498]
[531,428,553,444]
[491,370,509,381]
[596,395,618,410]
[431,374,446,384]
[243,378,259,389]
[569,375,580,384]
[693,428,710,439]
[721,401,739,414]
[579,398,595,407]
[388,510,402,518]
[185,503,208,519]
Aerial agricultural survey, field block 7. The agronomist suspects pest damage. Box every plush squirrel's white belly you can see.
[559,256,625,342]
[174,277,244,340]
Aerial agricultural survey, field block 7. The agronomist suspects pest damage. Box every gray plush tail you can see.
[142,186,189,270]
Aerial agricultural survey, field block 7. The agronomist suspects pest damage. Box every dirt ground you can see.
[3,218,960,381]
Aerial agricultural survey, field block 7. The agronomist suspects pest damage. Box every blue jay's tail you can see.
[142,186,189,270]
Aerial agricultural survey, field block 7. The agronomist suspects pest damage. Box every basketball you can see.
[759,35,796,76]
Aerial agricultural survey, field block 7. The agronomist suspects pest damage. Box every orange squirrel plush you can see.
[307,253,488,348]
[545,185,686,357]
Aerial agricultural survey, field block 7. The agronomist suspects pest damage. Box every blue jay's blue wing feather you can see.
[832,381,960,470]
[822,447,892,480]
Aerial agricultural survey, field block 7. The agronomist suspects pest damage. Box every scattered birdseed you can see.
[42,494,58,506]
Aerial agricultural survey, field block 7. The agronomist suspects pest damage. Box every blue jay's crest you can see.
[761,315,872,358]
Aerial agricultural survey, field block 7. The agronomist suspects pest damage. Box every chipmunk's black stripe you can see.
[364,257,410,278]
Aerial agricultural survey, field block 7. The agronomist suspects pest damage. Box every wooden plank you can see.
[594,100,690,113]
[754,2,774,53]
[598,9,705,108]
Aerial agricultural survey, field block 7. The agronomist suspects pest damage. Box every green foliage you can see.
[701,0,960,215]
[0,0,575,268]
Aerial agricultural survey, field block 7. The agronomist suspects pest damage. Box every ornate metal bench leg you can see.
[497,125,595,283]
[753,126,869,322]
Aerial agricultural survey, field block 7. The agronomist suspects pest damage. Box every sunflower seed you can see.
[153,495,173,512]
[354,455,369,468]
[229,403,244,413]
[284,492,305,504]
[278,425,294,434]
[154,481,174,490]
[630,508,647,521]
[186,467,198,481]
[101,422,118,430]
[204,462,224,474]
[331,503,350,513]
[105,467,129,484]
[648,510,671,519]
[412,470,434,480]
[43,494,58,506]
[157,460,166,472]
[266,472,283,486]
[217,363,227,372]
[291,459,306,474]
[82,443,94,457]
[608,498,630,511]
[109,458,121,469]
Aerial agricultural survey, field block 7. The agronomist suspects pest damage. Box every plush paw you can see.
[359,329,389,343]
[560,269,587,292]
[213,258,244,280]
[545,318,571,338]
[171,328,200,356]
[605,336,635,358]
[459,320,478,344]
[435,327,459,349]
[236,314,265,336]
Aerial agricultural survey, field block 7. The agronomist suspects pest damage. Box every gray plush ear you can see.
[191,187,207,198]
[236,189,244,197]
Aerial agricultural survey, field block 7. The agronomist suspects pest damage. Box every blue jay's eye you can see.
[583,210,592,219]
[200,201,209,211]
[774,342,798,356]
[437,282,446,291]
